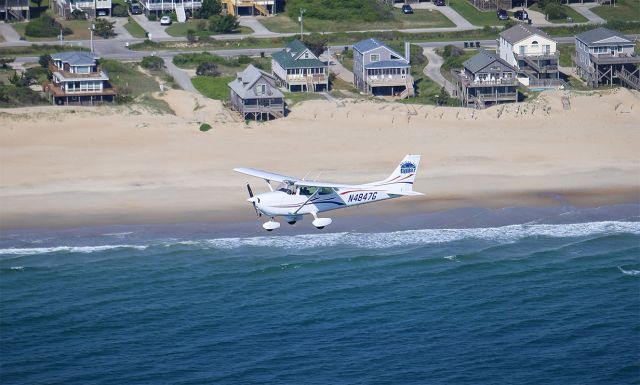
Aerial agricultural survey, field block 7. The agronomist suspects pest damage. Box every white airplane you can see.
[234,155,422,231]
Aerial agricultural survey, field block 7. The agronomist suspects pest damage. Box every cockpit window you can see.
[318,187,333,195]
[299,186,317,196]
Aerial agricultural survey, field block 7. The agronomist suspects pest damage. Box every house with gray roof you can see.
[575,27,639,90]
[353,38,414,98]
[228,64,285,121]
[54,0,111,18]
[44,51,116,105]
[271,39,328,92]
[499,24,562,89]
[451,49,518,109]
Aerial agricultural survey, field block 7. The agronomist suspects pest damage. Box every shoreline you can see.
[1,88,639,233]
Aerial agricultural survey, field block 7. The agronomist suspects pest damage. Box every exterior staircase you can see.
[223,0,236,16]
[616,68,640,90]
[253,2,268,16]
[175,4,187,22]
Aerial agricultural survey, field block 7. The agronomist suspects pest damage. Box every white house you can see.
[499,24,562,88]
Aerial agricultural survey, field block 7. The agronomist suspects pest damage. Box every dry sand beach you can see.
[1,88,639,230]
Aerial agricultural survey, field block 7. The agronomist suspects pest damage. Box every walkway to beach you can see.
[422,47,454,96]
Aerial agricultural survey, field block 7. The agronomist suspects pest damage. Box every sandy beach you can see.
[1,88,639,230]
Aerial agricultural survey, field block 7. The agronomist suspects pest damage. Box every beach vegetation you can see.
[284,91,324,106]
[141,56,165,71]
[0,65,47,107]
[199,123,212,131]
[0,57,15,68]
[438,45,475,82]
[286,0,392,23]
[304,33,329,57]
[198,0,222,19]
[38,53,51,68]
[173,52,270,75]
[137,94,175,115]
[165,20,251,37]
[196,62,220,77]
[591,0,640,22]
[112,4,129,17]
[0,45,88,57]
[100,59,161,98]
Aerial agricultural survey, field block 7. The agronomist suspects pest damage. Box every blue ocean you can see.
[1,220,639,384]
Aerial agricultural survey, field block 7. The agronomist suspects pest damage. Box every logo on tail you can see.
[400,162,416,174]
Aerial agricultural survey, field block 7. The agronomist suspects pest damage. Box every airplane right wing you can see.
[234,167,301,184]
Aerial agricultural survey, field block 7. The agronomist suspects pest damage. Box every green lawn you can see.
[165,20,252,37]
[284,91,325,106]
[192,76,235,100]
[101,59,161,97]
[591,0,640,22]
[448,0,508,27]
[124,16,147,38]
[259,8,454,33]
[13,19,97,41]
[558,43,574,67]
[528,4,588,24]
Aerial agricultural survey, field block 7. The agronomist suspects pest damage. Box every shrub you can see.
[186,29,197,44]
[208,14,239,33]
[148,13,157,21]
[25,14,73,37]
[0,84,45,107]
[94,19,116,38]
[198,0,222,19]
[196,62,220,76]
[24,66,51,83]
[196,20,207,31]
[442,45,464,58]
[545,3,567,20]
[141,55,165,71]
[112,4,128,17]
[199,123,212,132]
[70,9,85,20]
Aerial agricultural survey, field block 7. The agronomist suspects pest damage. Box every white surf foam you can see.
[618,266,640,276]
[0,244,147,257]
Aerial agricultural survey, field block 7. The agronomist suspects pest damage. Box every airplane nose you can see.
[247,197,259,203]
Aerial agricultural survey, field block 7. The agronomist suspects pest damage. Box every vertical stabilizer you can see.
[370,155,421,194]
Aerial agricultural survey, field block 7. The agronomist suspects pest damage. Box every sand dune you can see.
[1,88,638,229]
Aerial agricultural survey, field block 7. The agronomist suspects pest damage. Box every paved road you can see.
[569,4,606,24]
[422,47,453,95]
[160,53,198,93]
[320,50,354,84]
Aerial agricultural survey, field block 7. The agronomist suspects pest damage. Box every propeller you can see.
[246,183,261,217]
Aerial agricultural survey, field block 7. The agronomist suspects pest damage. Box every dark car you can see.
[513,10,528,20]
[497,8,509,20]
[401,4,414,14]
[129,3,142,14]
[435,0,445,5]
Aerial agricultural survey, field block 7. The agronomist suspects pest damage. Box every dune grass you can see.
[192,76,235,100]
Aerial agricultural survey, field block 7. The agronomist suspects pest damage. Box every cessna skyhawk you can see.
[234,155,422,231]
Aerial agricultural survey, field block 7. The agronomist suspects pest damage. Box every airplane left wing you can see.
[294,180,359,189]
[234,167,301,184]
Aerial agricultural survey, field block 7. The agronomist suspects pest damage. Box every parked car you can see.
[435,0,445,5]
[160,15,172,25]
[129,4,142,14]
[401,4,414,14]
[97,9,108,16]
[513,10,528,20]
[497,8,509,20]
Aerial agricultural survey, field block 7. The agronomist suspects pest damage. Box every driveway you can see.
[397,2,475,29]
[422,47,453,95]
[0,22,22,43]
[569,3,606,24]
[131,14,171,39]
[160,54,199,93]
[238,17,278,37]
[320,50,354,84]
[107,17,134,40]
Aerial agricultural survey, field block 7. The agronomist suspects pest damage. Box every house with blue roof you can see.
[352,38,414,98]
[44,51,116,105]
[271,39,328,92]
[451,49,518,109]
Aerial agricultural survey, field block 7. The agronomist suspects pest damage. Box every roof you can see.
[51,51,99,66]
[227,64,284,99]
[575,27,632,46]
[353,38,407,62]
[500,24,553,45]
[364,60,411,69]
[272,39,326,69]
[463,49,512,73]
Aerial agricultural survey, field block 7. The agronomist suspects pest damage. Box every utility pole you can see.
[299,8,306,41]
[89,23,95,52]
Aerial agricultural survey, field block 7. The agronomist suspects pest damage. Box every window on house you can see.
[390,54,400,60]
[257,84,266,95]
[370,54,380,62]
[519,46,525,55]
[304,52,309,58]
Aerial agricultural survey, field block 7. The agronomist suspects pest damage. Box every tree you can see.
[304,33,328,57]
[196,62,220,76]
[208,14,239,33]
[0,57,15,69]
[140,56,165,71]
[199,0,222,19]
[38,54,51,68]
[94,19,116,39]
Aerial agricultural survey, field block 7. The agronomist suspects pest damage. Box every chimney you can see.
[405,42,410,64]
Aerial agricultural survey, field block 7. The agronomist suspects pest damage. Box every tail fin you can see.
[371,155,422,194]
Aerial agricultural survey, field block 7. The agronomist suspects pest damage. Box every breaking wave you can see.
[0,221,638,256]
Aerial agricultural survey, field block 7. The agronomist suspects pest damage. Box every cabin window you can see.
[519,46,525,55]
[299,186,317,196]
[543,45,550,54]
[390,54,400,60]
[304,52,309,58]
[257,84,266,95]
[318,187,333,195]
[370,54,380,62]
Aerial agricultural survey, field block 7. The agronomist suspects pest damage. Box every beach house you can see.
[138,0,201,19]
[499,24,563,88]
[228,64,285,120]
[451,49,518,109]
[353,38,414,98]
[53,0,112,18]
[271,39,328,92]
[1,0,29,20]
[44,51,116,105]
[574,27,640,90]
[222,0,277,16]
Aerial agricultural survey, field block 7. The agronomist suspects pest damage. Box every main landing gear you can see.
[262,213,332,231]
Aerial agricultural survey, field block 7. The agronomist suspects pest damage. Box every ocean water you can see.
[1,221,639,384]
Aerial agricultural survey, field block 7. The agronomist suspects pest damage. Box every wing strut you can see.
[293,190,319,215]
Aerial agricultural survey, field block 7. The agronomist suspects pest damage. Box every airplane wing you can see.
[234,167,301,184]
[294,180,361,189]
